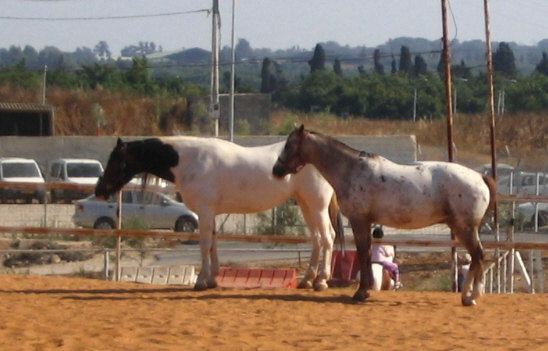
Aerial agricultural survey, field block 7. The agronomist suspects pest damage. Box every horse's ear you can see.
[298,124,305,135]
[116,137,126,152]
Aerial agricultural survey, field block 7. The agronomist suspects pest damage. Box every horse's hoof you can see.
[207,280,218,289]
[313,280,329,292]
[194,281,209,291]
[352,290,370,302]
[297,280,313,289]
[461,296,477,306]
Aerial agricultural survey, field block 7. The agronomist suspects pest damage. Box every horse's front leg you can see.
[195,212,216,291]
[349,217,373,302]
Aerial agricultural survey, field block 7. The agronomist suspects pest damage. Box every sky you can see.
[1,0,548,55]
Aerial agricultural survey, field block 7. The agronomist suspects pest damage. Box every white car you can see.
[516,202,548,228]
[0,157,46,203]
[49,158,104,203]
[73,190,198,232]
[497,171,548,196]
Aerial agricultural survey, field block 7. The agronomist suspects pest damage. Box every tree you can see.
[235,38,253,59]
[308,44,326,73]
[373,49,384,75]
[413,55,428,76]
[493,42,517,78]
[260,57,275,93]
[451,60,471,79]
[535,51,548,76]
[94,41,111,60]
[333,58,343,76]
[398,46,412,74]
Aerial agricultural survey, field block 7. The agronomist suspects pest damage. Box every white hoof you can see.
[313,279,329,291]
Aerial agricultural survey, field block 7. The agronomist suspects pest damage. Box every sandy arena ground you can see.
[0,274,546,351]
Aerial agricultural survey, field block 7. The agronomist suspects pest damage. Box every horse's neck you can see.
[303,135,360,191]
[128,139,178,182]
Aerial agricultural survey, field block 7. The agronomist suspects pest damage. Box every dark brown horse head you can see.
[272,124,308,178]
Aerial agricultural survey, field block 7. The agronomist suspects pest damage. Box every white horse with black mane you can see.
[95,137,343,291]
[273,125,496,306]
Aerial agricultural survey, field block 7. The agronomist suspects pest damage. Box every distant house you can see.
[0,102,55,136]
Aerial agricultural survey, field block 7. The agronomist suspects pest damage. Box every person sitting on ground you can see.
[371,225,402,289]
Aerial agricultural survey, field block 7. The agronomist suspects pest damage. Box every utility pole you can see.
[484,0,501,293]
[42,65,47,104]
[441,0,457,293]
[229,0,236,142]
[210,0,221,137]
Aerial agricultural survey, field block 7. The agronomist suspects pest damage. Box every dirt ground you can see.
[0,272,546,351]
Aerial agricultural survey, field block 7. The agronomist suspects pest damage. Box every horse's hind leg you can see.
[195,211,217,291]
[300,233,320,289]
[297,201,321,289]
[209,219,219,288]
[349,218,373,302]
[454,226,485,306]
[314,212,335,291]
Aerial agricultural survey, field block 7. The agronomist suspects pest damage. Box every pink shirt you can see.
[371,244,395,264]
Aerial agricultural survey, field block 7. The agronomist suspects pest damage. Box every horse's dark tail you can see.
[481,175,497,224]
[328,194,345,256]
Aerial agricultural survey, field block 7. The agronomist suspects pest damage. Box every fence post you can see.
[535,250,544,293]
[103,249,109,280]
[115,191,122,282]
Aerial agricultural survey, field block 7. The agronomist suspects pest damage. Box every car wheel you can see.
[94,217,116,229]
[175,216,197,232]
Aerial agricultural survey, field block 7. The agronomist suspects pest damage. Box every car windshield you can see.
[2,163,40,178]
[67,163,103,178]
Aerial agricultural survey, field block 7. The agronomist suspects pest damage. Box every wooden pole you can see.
[483,0,501,292]
[441,0,458,292]
[115,191,122,282]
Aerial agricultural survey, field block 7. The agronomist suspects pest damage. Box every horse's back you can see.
[350,159,491,228]
[161,138,309,214]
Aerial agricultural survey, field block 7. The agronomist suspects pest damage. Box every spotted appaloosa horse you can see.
[273,125,496,306]
[95,137,344,291]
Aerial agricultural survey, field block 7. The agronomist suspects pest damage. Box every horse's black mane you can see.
[309,130,378,159]
[124,138,179,182]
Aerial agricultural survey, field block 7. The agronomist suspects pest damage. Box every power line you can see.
[0,9,210,21]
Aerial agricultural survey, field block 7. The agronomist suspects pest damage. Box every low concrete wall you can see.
[0,134,416,172]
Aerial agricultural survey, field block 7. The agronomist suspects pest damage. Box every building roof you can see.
[0,102,54,113]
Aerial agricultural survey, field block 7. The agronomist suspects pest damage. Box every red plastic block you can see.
[328,250,360,287]
[217,267,297,289]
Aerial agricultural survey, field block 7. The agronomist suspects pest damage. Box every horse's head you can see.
[273,124,307,178]
[95,138,137,200]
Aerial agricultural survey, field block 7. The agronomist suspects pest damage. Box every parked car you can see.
[497,171,548,195]
[516,202,548,228]
[0,157,46,204]
[476,163,515,178]
[73,190,198,232]
[48,158,104,203]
